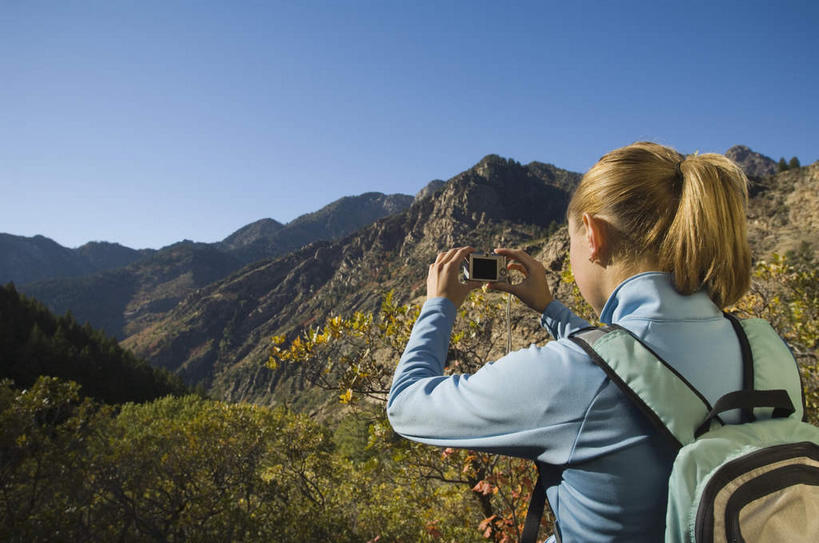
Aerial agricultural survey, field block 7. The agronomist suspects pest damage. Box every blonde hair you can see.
[568,141,751,308]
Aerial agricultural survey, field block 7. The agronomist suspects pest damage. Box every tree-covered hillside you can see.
[0,283,187,404]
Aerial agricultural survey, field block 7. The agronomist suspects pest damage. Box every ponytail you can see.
[568,142,751,308]
[660,154,750,307]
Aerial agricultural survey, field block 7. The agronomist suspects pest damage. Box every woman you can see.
[387,142,752,541]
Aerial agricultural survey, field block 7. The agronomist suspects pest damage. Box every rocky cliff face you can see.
[415,179,446,200]
[121,156,582,401]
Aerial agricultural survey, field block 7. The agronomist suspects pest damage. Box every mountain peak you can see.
[725,145,777,178]
[472,154,525,180]
[220,218,285,251]
[415,179,446,200]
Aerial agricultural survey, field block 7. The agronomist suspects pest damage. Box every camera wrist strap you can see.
[506,292,512,354]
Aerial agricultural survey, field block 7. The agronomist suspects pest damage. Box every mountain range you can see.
[4,146,816,405]
[10,192,413,339]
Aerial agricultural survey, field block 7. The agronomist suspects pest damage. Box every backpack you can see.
[520,313,819,543]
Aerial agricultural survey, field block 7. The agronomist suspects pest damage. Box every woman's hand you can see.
[427,246,483,308]
[488,248,554,313]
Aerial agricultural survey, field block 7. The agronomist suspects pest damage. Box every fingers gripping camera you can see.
[463,252,508,282]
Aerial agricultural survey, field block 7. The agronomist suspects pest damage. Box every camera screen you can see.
[472,257,499,280]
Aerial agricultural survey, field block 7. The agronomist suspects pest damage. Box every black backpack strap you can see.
[520,462,563,543]
[730,314,807,422]
[694,389,795,438]
[724,312,756,423]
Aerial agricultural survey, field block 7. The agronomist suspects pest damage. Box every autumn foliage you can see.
[270,288,550,541]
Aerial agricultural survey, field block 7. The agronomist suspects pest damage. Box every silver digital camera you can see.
[463,252,508,282]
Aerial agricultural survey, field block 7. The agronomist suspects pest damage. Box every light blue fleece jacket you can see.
[387,272,743,542]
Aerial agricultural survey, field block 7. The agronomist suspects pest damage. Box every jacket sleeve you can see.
[540,299,592,339]
[387,297,606,464]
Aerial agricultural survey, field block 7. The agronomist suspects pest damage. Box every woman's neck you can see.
[592,257,662,315]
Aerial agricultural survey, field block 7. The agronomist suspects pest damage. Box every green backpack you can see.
[565,314,819,543]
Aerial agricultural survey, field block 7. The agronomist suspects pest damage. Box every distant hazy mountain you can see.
[21,241,242,339]
[16,192,413,338]
[0,234,148,285]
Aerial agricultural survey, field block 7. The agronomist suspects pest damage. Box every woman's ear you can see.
[582,213,609,265]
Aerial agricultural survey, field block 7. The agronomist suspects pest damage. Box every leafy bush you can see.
[271,289,552,541]
[0,378,438,541]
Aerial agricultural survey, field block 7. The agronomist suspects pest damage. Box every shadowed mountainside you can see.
[0,283,187,404]
[725,145,779,179]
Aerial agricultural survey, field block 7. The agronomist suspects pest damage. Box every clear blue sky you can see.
[1,1,816,249]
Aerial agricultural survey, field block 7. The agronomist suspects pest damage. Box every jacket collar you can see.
[598,272,721,325]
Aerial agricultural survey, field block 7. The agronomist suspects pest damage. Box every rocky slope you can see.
[746,161,819,258]
[12,145,815,406]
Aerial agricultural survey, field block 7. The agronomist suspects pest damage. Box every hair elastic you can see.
[674,160,684,182]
